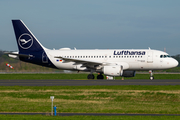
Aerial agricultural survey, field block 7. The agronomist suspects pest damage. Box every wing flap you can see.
[54,56,103,66]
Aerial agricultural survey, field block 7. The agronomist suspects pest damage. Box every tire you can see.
[150,76,154,80]
[97,75,104,79]
[87,74,94,79]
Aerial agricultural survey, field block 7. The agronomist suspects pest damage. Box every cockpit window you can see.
[160,55,171,58]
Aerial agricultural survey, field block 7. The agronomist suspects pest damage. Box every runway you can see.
[0,79,180,86]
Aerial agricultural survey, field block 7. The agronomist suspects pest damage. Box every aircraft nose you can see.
[172,58,179,67]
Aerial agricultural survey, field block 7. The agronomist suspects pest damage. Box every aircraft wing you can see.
[55,56,130,70]
[54,56,105,68]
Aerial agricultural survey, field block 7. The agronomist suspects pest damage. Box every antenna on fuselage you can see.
[164,47,166,52]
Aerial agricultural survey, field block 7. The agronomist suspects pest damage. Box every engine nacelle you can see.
[122,71,136,77]
[103,66,123,76]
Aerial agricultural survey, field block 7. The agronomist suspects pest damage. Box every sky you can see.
[0,0,180,55]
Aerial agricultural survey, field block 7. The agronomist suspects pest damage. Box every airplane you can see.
[7,20,179,80]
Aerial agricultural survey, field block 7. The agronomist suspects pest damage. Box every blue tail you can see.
[12,20,44,53]
[12,20,56,69]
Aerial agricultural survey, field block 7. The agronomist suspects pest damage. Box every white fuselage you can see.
[45,48,178,72]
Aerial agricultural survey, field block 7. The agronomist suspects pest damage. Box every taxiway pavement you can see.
[0,79,180,86]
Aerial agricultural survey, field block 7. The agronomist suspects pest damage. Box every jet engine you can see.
[103,65,123,76]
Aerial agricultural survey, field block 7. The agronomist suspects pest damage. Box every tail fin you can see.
[12,20,45,53]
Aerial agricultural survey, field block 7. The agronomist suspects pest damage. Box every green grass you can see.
[0,115,180,120]
[1,85,180,90]
[1,86,180,114]
[0,73,180,79]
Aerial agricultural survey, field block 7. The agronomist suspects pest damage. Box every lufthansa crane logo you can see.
[18,33,33,49]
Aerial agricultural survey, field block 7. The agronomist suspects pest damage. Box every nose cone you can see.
[172,58,179,68]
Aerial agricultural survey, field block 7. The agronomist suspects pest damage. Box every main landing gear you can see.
[87,73,104,79]
[97,73,104,79]
[149,70,154,80]
[87,74,95,79]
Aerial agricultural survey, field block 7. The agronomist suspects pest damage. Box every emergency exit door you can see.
[147,51,153,63]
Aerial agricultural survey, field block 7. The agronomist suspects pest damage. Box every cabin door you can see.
[147,51,153,63]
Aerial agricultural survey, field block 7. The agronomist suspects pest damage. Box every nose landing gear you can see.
[149,70,154,80]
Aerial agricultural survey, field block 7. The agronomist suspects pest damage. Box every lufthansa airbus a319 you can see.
[8,20,179,80]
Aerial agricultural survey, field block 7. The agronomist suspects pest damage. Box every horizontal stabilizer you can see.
[5,52,34,58]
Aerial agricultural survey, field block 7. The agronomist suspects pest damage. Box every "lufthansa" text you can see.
[114,50,146,55]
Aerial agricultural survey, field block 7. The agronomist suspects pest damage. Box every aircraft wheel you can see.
[97,75,104,79]
[149,70,154,80]
[150,76,154,80]
[87,74,95,79]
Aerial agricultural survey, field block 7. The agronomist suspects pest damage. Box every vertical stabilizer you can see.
[12,20,45,53]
